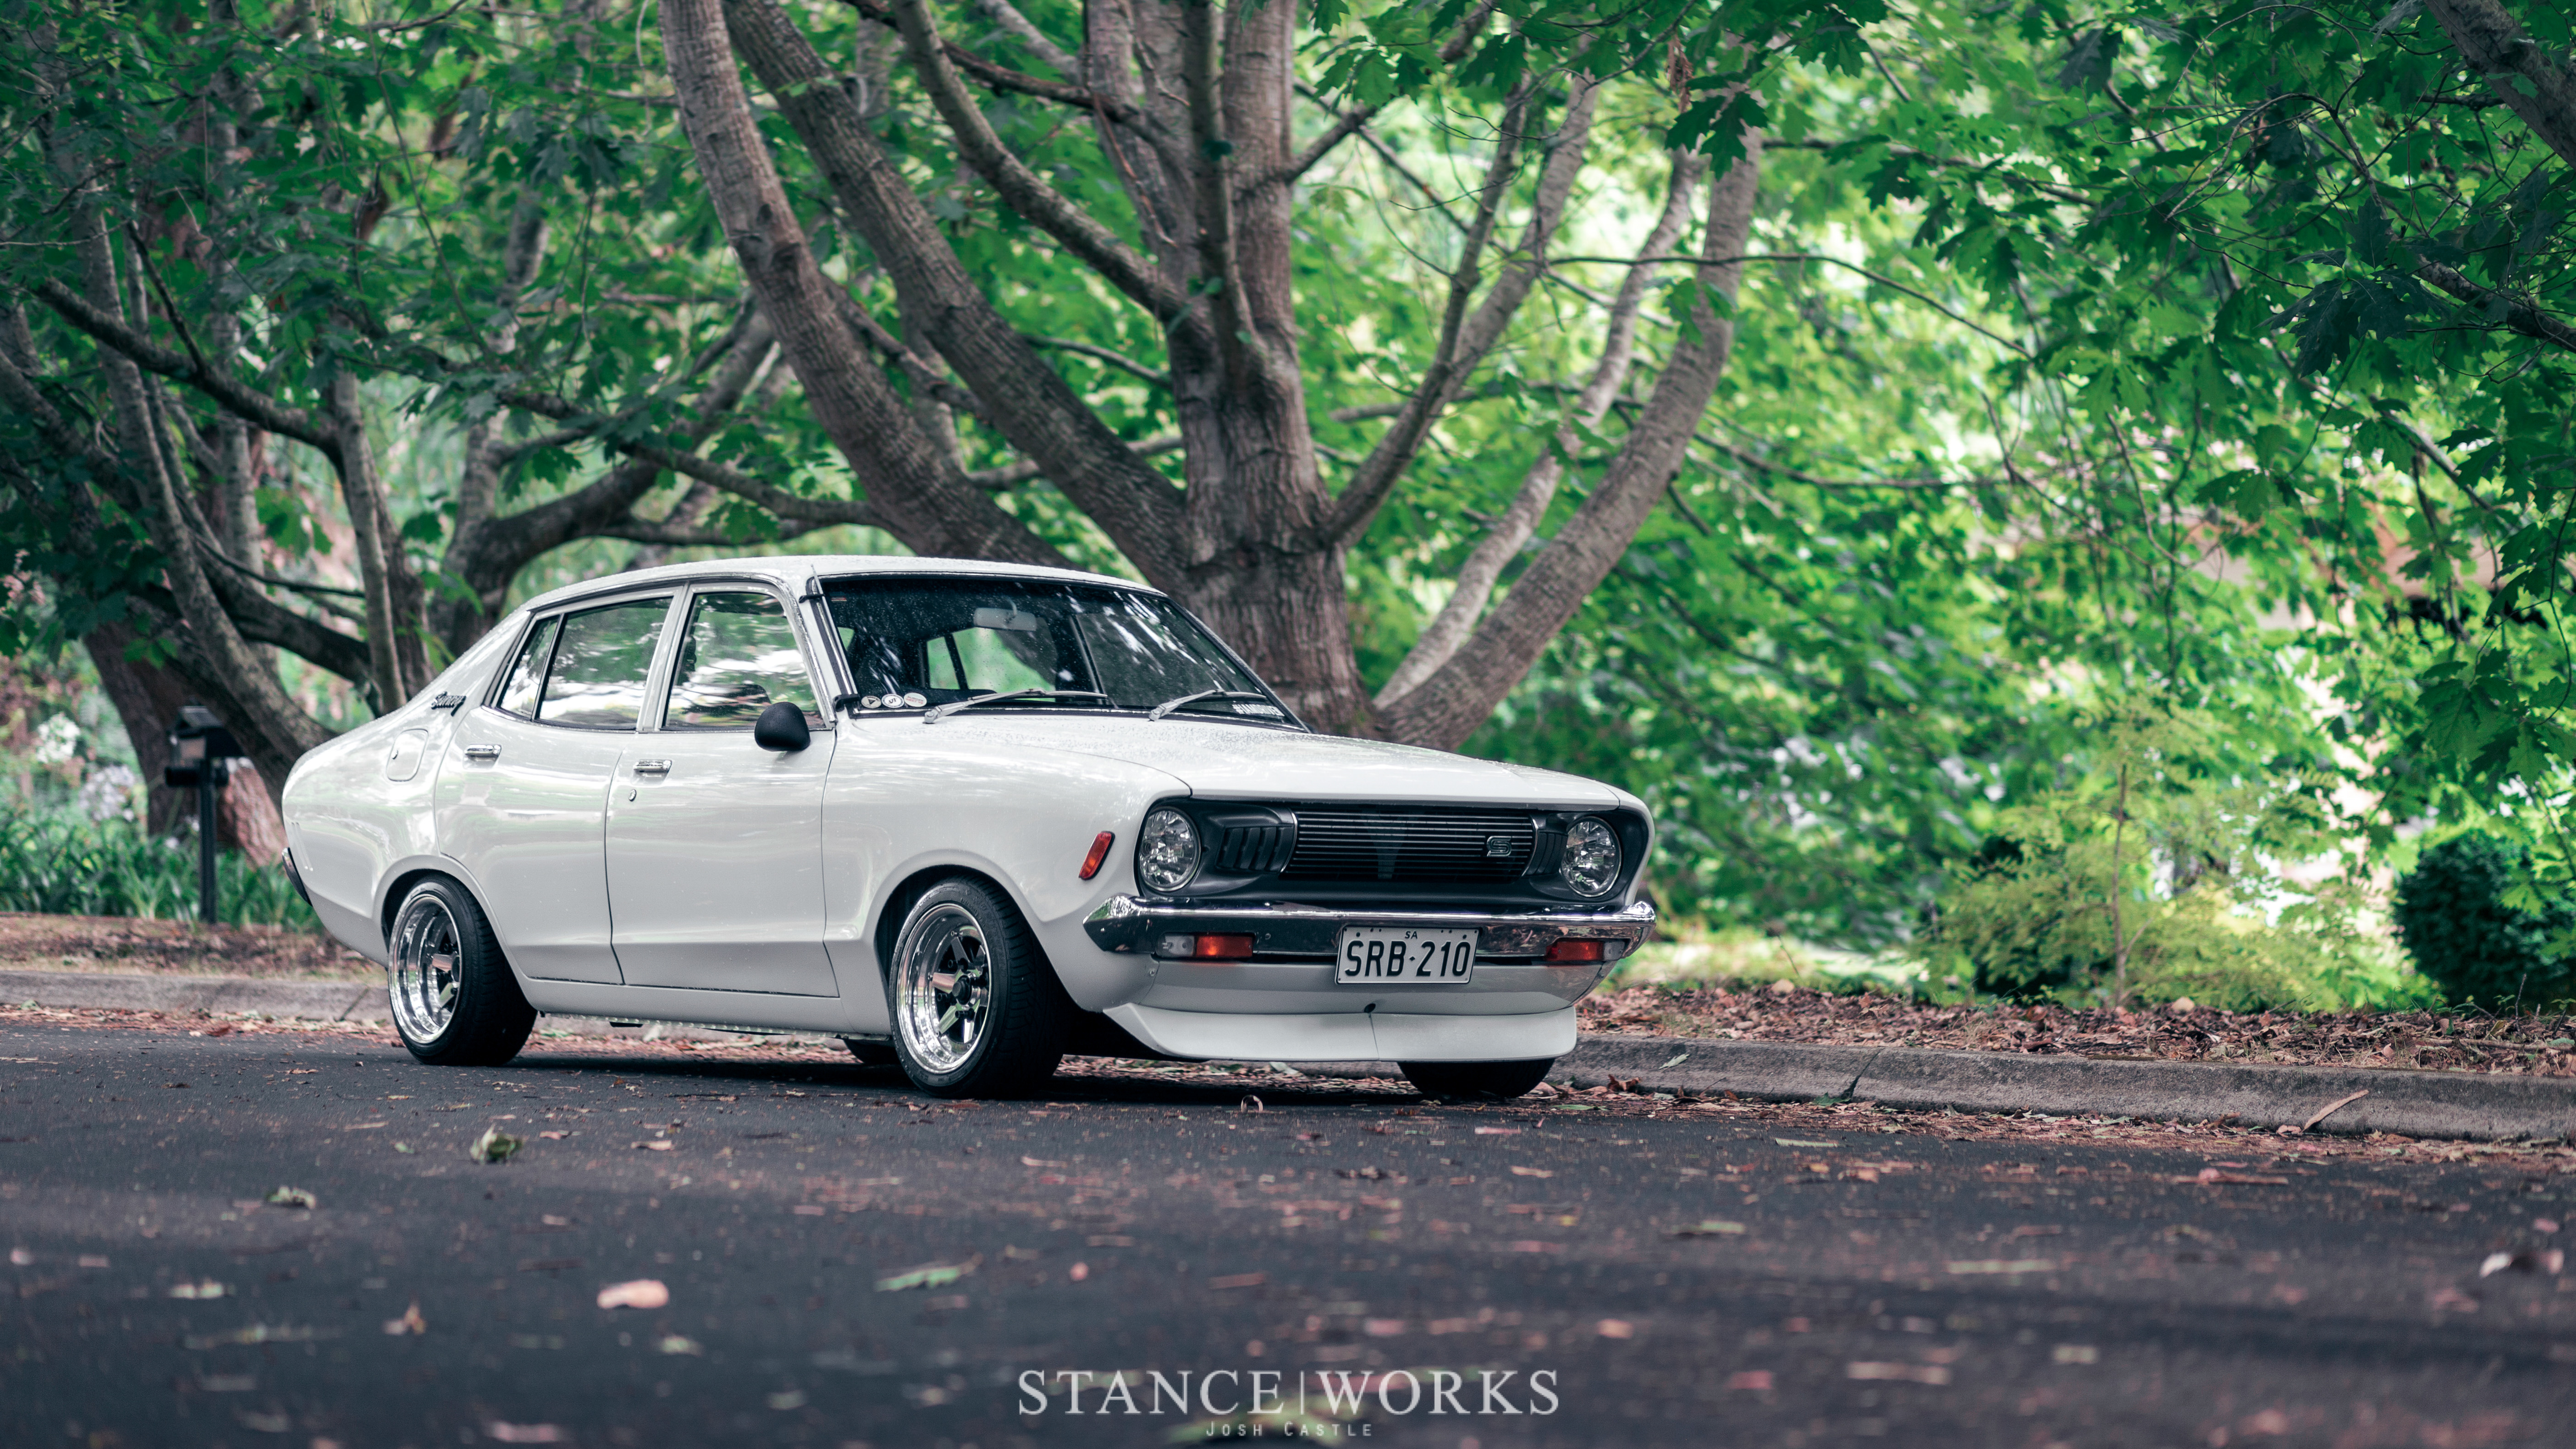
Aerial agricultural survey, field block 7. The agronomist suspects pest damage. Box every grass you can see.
[1612,922,2446,1014]
[0,807,319,930]
[1608,927,1922,996]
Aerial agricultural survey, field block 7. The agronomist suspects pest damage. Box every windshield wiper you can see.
[921,688,1108,724]
[1146,689,1272,722]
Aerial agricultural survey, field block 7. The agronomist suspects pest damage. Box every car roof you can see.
[514,554,1150,617]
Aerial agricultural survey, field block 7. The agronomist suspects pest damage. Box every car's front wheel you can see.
[387,877,535,1066]
[884,878,1070,1097]
[1399,1058,1555,1101]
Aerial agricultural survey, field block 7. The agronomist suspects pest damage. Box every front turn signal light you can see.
[1156,933,1255,960]
[1544,938,1608,965]
[1078,830,1115,880]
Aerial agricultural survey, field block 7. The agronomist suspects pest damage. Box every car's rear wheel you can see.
[1399,1058,1555,1101]
[885,878,1070,1097]
[387,877,535,1066]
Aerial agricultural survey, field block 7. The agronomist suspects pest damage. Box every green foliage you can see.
[0,809,318,930]
[1909,707,2397,1010]
[11,0,2575,962]
[2392,832,2576,1011]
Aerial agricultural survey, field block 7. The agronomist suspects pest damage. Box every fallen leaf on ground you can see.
[2184,1168,2290,1185]
[657,1335,703,1355]
[1848,1362,1950,1385]
[383,1301,426,1335]
[1946,1259,2055,1275]
[633,1140,674,1151]
[538,1131,568,1140]
[263,1186,316,1209]
[482,1424,568,1444]
[1020,1156,1066,1168]
[469,1128,523,1164]
[1597,1319,1635,1339]
[1774,1138,1838,1148]
[1674,1221,1748,1237]
[1209,1272,1267,1289]
[1509,1166,1554,1178]
[596,1279,670,1310]
[168,1280,230,1300]
[2053,1344,2099,1364]
[1472,1127,1520,1136]
[875,1262,975,1292]
[187,1323,326,1349]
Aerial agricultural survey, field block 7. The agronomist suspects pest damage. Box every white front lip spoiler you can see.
[1081,895,1655,958]
[1104,1002,1580,1063]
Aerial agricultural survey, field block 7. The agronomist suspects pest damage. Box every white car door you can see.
[434,592,676,984]
[603,585,839,996]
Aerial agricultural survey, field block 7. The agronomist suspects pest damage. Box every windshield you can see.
[821,576,1295,724]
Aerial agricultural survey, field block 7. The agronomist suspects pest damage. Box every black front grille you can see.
[1280,810,1534,882]
[1205,812,1297,875]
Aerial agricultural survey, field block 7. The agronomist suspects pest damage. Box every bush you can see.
[2392,832,2576,1011]
[1913,707,2415,1011]
[0,807,318,929]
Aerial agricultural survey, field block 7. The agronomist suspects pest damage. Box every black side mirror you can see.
[753,701,812,753]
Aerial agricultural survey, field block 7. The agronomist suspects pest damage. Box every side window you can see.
[495,616,560,720]
[537,597,671,728]
[664,591,820,729]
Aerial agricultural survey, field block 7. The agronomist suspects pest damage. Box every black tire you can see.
[843,1039,901,1067]
[1399,1058,1555,1101]
[882,878,1071,1098]
[386,876,535,1066]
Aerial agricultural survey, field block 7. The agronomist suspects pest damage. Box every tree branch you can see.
[2422,0,2576,170]
[882,0,1194,324]
[1376,130,1766,750]
[966,0,1076,76]
[1269,0,1497,186]
[663,0,1070,568]
[28,277,338,457]
[1029,334,1170,389]
[1329,77,1598,545]
[726,0,1188,583]
[1378,149,1704,707]
[2415,260,2576,355]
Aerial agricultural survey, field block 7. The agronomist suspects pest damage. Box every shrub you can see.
[2392,833,2576,1011]
[0,807,318,929]
[1913,707,2412,1011]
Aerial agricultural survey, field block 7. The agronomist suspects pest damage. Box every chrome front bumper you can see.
[1081,895,1656,959]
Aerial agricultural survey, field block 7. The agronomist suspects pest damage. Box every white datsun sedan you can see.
[281,556,1653,1098]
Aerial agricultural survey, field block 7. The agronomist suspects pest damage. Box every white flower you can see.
[31,715,80,766]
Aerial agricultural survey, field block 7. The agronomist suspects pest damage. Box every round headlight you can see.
[1560,816,1622,897]
[1137,808,1202,893]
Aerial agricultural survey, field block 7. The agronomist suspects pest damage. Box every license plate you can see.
[1335,926,1478,985]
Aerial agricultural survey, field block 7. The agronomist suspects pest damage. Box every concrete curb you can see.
[1550,1035,2576,1143]
[9,970,2574,1139]
[1293,1035,2576,1141]
[0,970,804,1043]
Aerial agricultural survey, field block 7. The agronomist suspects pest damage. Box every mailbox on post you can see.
[165,705,246,926]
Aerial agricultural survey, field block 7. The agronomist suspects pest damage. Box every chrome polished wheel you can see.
[389,893,463,1044]
[893,902,992,1074]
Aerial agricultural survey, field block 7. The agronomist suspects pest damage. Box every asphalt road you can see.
[6,1016,2575,1449]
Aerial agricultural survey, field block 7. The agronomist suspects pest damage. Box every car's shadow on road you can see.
[500,1048,1434,1110]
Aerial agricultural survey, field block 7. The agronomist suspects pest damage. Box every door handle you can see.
[463,744,501,761]
[631,759,672,776]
